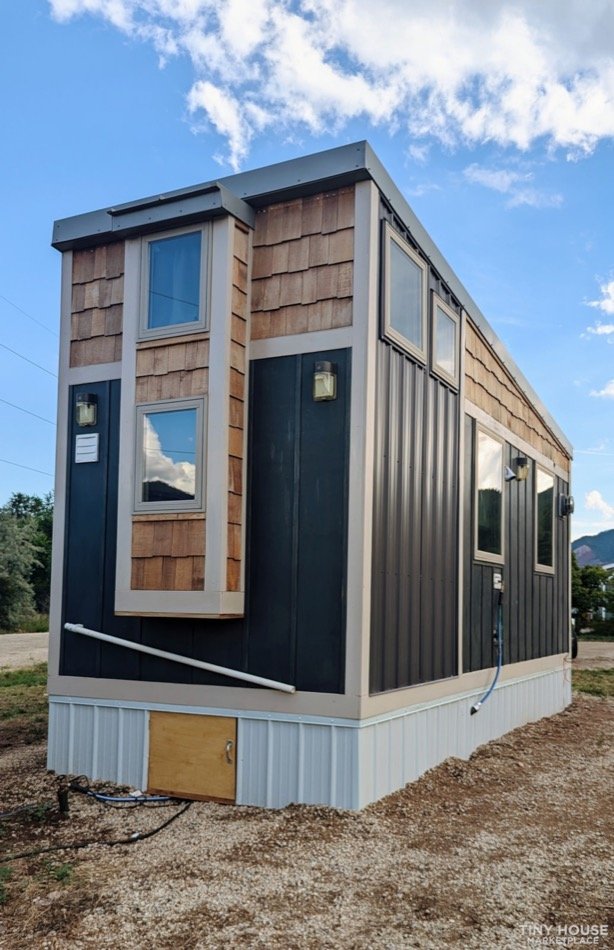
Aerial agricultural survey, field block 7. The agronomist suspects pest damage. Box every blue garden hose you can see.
[470,591,503,715]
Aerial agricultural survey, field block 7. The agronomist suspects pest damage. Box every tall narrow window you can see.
[475,429,504,561]
[135,399,205,512]
[536,467,555,571]
[432,292,459,387]
[140,227,209,339]
[383,223,428,362]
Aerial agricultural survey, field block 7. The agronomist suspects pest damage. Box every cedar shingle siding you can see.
[251,188,354,339]
[70,242,124,366]
[465,321,569,472]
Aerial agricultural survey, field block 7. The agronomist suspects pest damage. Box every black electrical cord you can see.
[68,775,180,807]
[0,800,192,864]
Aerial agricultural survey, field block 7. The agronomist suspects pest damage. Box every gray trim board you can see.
[53,184,255,250]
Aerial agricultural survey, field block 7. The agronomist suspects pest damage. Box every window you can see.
[140,227,209,339]
[475,428,504,562]
[383,223,427,361]
[432,292,459,387]
[135,399,206,512]
[536,467,555,572]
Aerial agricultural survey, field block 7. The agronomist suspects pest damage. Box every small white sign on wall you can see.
[75,433,99,463]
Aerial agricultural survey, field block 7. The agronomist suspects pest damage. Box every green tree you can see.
[5,492,53,613]
[571,553,610,629]
[0,510,40,630]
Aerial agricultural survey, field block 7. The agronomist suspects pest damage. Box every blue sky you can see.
[1,0,612,540]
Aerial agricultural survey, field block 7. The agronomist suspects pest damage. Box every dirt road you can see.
[0,632,48,670]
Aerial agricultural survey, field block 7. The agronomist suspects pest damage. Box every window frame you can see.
[474,424,505,565]
[134,397,207,514]
[431,291,460,388]
[382,221,428,364]
[535,464,556,575]
[138,224,211,341]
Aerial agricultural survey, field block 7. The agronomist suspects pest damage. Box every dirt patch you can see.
[574,639,614,670]
[1,695,612,949]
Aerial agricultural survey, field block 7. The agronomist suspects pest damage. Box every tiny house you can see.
[47,142,573,808]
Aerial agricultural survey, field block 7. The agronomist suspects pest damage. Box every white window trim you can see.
[134,396,207,513]
[382,221,428,364]
[474,424,505,565]
[431,290,460,389]
[138,223,211,341]
[535,463,556,575]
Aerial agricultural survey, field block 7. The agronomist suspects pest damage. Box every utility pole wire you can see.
[0,396,56,426]
[0,293,58,337]
[0,458,53,477]
[0,341,57,378]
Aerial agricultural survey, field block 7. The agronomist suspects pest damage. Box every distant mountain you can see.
[142,480,194,503]
[572,528,614,567]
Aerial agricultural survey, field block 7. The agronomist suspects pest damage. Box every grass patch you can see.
[0,663,48,745]
[0,866,12,905]
[0,613,49,635]
[572,668,614,698]
[42,861,74,884]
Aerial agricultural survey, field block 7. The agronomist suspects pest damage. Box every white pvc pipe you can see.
[64,623,296,694]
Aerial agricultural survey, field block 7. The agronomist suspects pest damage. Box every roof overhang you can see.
[52,183,255,251]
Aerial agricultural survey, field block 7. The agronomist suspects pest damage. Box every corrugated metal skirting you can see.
[47,701,148,789]
[47,668,570,809]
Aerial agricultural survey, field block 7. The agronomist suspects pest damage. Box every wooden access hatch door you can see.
[147,712,237,803]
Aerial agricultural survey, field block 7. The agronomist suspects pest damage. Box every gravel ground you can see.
[1,693,612,950]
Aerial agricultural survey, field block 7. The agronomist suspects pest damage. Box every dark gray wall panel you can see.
[61,352,350,694]
[370,344,459,693]
[463,415,570,671]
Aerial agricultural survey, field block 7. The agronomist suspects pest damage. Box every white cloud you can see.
[463,163,563,208]
[590,379,614,398]
[585,490,614,520]
[588,279,614,315]
[143,417,196,496]
[187,81,252,170]
[48,0,614,167]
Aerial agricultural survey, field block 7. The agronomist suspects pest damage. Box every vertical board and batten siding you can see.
[61,351,350,694]
[463,414,570,672]
[370,208,461,694]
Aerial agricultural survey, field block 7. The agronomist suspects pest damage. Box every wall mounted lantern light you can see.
[514,456,529,481]
[75,392,98,427]
[313,361,337,402]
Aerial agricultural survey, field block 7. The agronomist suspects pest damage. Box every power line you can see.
[0,396,56,426]
[0,458,53,477]
[0,293,58,337]
[0,341,57,378]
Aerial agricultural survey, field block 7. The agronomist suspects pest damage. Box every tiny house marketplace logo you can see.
[520,923,609,946]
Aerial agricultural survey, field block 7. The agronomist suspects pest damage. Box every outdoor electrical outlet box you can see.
[493,573,503,590]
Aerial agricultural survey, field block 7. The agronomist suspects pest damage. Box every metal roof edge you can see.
[52,182,255,250]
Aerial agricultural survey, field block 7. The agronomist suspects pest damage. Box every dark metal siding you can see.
[463,414,569,672]
[60,349,350,693]
[370,346,460,693]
